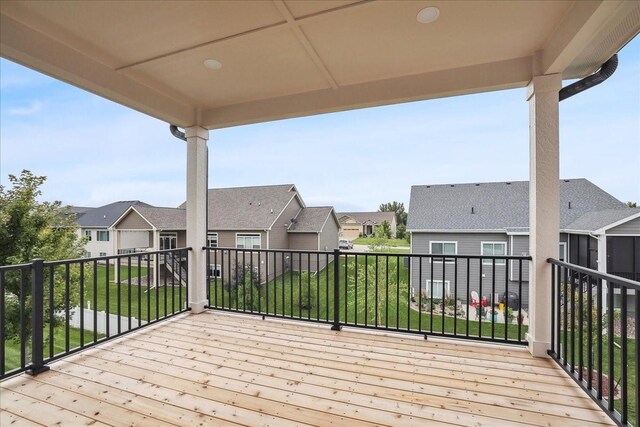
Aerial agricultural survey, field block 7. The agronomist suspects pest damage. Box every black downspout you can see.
[169,124,186,141]
[559,54,618,101]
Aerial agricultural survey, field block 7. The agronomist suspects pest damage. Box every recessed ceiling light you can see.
[203,59,222,70]
[417,6,440,24]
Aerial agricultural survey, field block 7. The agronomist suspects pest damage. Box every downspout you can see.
[559,54,618,101]
[169,124,186,141]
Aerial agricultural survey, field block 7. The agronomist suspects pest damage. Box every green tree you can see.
[628,201,638,208]
[0,170,85,352]
[378,201,407,226]
[396,223,407,240]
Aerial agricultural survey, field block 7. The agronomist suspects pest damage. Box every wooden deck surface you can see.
[1,311,614,426]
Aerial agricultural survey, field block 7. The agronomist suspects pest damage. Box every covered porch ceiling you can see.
[1,0,638,130]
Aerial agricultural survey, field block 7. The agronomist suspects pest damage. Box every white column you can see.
[597,235,608,311]
[152,230,160,286]
[185,126,209,313]
[526,73,561,357]
[113,229,120,283]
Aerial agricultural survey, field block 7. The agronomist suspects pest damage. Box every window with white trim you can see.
[84,251,91,258]
[430,241,457,263]
[559,242,567,262]
[96,230,109,241]
[207,233,218,248]
[209,264,221,278]
[99,252,107,257]
[84,230,92,241]
[236,234,261,249]
[482,242,506,265]
[425,280,451,299]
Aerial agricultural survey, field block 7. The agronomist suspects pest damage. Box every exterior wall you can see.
[117,210,151,229]
[213,230,267,249]
[339,218,362,240]
[177,230,187,248]
[81,227,114,257]
[411,232,529,307]
[319,217,340,252]
[606,216,640,235]
[389,216,397,238]
[289,233,320,272]
[269,196,303,250]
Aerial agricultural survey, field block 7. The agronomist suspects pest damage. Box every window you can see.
[559,242,567,262]
[207,233,218,248]
[209,264,221,278]
[99,252,107,257]
[425,280,451,299]
[482,242,506,265]
[84,230,92,241]
[84,251,91,258]
[236,234,261,249]
[97,230,109,241]
[430,241,457,263]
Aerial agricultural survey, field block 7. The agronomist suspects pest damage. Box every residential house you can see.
[407,179,640,310]
[74,200,151,257]
[338,211,397,239]
[111,184,340,281]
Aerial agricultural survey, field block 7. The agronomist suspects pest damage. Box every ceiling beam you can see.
[202,56,533,130]
[0,13,196,127]
[541,0,626,76]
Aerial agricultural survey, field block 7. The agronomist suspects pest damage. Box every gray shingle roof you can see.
[337,212,396,225]
[75,201,151,228]
[289,207,335,233]
[407,179,626,232]
[564,208,640,232]
[135,206,186,230]
[179,184,301,230]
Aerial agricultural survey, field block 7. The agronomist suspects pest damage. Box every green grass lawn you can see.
[4,326,97,375]
[83,264,186,321]
[353,237,410,247]
[209,256,526,341]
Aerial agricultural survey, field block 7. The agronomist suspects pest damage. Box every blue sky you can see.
[1,37,638,211]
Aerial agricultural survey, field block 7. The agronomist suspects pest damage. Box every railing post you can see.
[331,249,341,331]
[27,258,49,376]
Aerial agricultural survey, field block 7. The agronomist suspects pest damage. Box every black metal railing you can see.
[205,247,531,344]
[549,258,639,427]
[1,248,190,380]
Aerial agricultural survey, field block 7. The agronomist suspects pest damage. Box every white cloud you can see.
[9,101,43,116]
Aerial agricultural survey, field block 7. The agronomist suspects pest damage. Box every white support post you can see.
[526,73,561,357]
[597,235,608,311]
[185,126,209,313]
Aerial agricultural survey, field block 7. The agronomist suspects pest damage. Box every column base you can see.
[189,299,209,313]
[526,333,550,358]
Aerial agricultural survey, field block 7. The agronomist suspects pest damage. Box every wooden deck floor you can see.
[1,311,613,426]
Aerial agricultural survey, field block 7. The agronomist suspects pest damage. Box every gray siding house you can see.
[112,184,340,283]
[407,179,640,310]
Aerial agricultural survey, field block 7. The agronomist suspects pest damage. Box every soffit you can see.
[1,0,638,129]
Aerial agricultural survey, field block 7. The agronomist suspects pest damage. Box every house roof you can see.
[338,212,396,226]
[288,207,336,233]
[564,208,640,233]
[407,179,627,232]
[75,200,151,228]
[179,184,302,230]
[134,206,186,230]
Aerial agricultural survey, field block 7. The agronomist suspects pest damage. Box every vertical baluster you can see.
[578,272,583,381]
[597,277,603,399]
[620,285,628,424]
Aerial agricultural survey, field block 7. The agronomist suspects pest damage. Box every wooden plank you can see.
[118,337,592,408]
[0,387,109,426]
[0,409,42,427]
[75,351,446,427]
[151,325,578,388]
[54,360,310,427]
[101,340,608,427]
[197,312,535,358]
[175,318,562,375]
[4,377,172,427]
[31,371,239,427]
